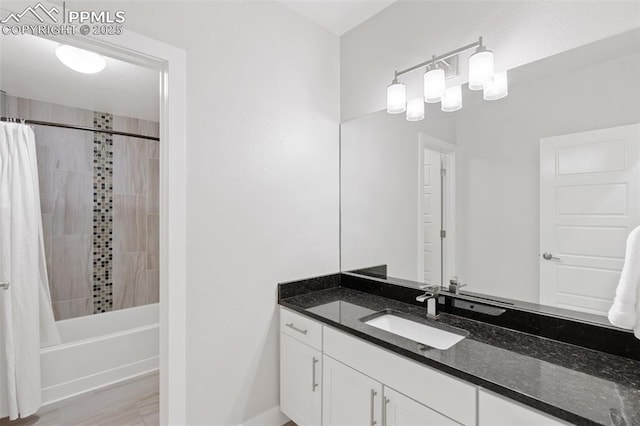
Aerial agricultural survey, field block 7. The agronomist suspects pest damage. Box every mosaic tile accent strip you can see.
[92,112,114,313]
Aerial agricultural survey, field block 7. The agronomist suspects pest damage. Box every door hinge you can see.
[440,167,447,177]
[440,230,447,239]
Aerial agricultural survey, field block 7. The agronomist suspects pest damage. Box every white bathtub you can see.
[40,304,159,406]
[0,304,159,418]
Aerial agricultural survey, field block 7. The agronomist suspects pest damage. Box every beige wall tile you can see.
[114,195,147,253]
[37,167,54,215]
[113,252,146,310]
[146,269,159,304]
[113,136,148,195]
[52,170,93,235]
[148,140,159,160]
[146,214,159,270]
[42,213,53,281]
[49,128,94,172]
[52,298,92,321]
[138,119,159,138]
[147,159,159,214]
[50,235,91,302]
[16,96,53,122]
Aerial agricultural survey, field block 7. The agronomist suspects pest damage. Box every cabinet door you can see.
[281,333,322,426]
[323,355,383,426]
[384,387,460,426]
[479,389,566,426]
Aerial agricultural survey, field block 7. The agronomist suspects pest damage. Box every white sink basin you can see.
[364,314,466,350]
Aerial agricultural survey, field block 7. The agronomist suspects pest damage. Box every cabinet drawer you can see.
[280,307,322,350]
[479,389,567,425]
[324,326,476,425]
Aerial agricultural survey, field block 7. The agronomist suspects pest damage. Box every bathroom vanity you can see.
[278,273,640,426]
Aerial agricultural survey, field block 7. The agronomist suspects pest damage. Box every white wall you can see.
[341,106,455,279]
[78,1,340,424]
[341,0,640,121]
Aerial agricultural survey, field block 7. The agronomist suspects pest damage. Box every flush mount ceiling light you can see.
[55,45,106,74]
[385,36,508,121]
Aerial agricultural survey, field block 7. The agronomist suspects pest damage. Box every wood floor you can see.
[0,372,159,426]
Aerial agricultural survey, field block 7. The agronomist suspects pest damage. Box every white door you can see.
[540,124,640,315]
[322,355,382,426]
[280,333,322,426]
[383,386,459,426]
[421,147,443,285]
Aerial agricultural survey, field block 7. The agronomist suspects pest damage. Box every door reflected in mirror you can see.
[340,29,640,323]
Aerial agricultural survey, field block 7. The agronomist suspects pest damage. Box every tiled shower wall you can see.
[1,94,159,320]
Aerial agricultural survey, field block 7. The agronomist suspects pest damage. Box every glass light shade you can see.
[441,85,462,112]
[55,45,106,74]
[387,81,407,114]
[468,49,494,90]
[406,98,425,121]
[424,68,446,103]
[483,71,508,100]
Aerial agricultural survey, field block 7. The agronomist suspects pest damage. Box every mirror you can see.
[340,29,640,324]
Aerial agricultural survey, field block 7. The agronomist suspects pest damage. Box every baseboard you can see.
[239,405,290,426]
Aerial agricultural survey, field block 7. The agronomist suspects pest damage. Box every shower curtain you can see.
[0,122,60,420]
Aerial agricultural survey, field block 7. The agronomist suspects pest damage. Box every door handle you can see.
[0,281,9,291]
[542,252,561,261]
[311,357,319,392]
[285,323,308,335]
[382,396,389,426]
[370,389,377,426]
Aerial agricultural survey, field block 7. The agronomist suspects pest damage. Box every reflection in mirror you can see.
[340,29,640,323]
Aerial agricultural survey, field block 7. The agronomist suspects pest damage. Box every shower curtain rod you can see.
[0,117,160,141]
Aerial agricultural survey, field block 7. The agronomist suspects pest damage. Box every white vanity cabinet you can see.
[322,355,382,426]
[280,309,323,426]
[279,307,567,426]
[322,355,457,426]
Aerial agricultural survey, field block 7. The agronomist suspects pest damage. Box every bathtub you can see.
[0,304,158,418]
[40,303,159,406]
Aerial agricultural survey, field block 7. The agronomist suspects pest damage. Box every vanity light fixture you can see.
[387,78,407,114]
[441,85,462,112]
[386,36,507,121]
[406,98,425,121]
[424,60,446,103]
[55,45,106,74]
[468,38,494,90]
[483,70,508,100]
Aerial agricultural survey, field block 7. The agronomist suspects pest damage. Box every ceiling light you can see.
[483,71,508,100]
[441,85,462,112]
[406,98,424,121]
[387,78,406,114]
[424,66,446,103]
[55,45,106,74]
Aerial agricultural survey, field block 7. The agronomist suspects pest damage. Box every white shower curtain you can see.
[0,122,60,420]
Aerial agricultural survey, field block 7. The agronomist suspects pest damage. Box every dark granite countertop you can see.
[279,286,640,426]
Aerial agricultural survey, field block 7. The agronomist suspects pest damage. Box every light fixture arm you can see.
[394,37,483,79]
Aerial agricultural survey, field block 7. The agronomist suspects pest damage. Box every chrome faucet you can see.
[416,284,440,320]
[448,277,467,295]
